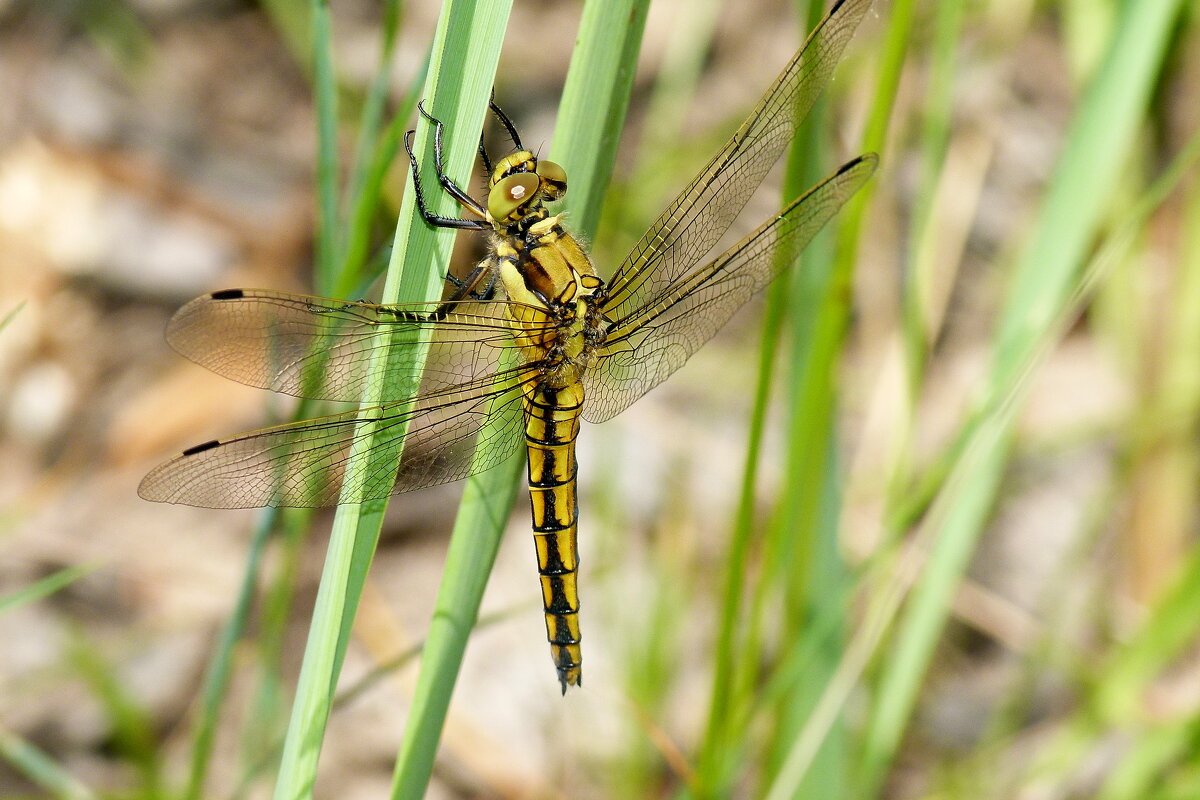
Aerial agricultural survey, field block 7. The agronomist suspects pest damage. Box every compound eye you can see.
[536,159,567,200]
[488,172,540,223]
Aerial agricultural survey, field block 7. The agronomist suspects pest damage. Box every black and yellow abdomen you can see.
[521,378,585,692]
[498,216,603,692]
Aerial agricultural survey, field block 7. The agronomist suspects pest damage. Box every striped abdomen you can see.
[522,377,584,693]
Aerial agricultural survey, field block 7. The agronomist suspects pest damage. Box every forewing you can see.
[602,0,872,321]
[138,363,532,508]
[164,289,549,403]
[585,155,877,423]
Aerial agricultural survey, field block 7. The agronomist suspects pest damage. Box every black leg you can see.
[376,263,498,324]
[478,140,494,180]
[403,128,489,231]
[444,260,500,302]
[417,102,489,217]
[489,98,523,151]
[467,266,499,301]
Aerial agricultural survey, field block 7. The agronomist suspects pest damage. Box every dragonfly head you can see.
[487,151,568,227]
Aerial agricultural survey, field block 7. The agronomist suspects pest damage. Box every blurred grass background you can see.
[1,0,1199,798]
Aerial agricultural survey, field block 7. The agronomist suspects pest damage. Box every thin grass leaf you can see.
[727,0,907,791]
[696,0,842,787]
[271,0,518,796]
[388,1,650,796]
[0,726,97,800]
[859,3,1190,789]
[68,632,162,795]
[234,513,306,798]
[342,0,402,212]
[336,50,431,298]
[182,510,276,800]
[311,0,339,294]
[1096,717,1200,800]
[553,0,651,235]
[185,4,411,791]
[0,300,24,332]
[0,563,95,614]
[259,0,312,72]
[901,0,967,390]
[264,0,511,795]
[762,31,1200,800]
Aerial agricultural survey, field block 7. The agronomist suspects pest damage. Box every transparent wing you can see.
[138,363,533,509]
[164,289,553,403]
[602,0,871,320]
[585,154,876,423]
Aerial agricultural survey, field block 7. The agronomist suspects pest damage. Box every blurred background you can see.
[2,0,1199,798]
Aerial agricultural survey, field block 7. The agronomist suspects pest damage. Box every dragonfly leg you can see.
[403,126,489,231]
[416,102,489,218]
[478,139,493,181]
[444,261,499,302]
[488,96,524,151]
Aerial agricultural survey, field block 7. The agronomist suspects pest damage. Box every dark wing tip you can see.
[181,439,221,456]
[841,152,880,176]
[209,289,245,300]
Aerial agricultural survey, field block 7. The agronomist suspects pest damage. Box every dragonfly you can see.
[140,0,877,693]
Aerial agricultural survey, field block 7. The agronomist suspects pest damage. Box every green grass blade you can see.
[386,1,648,796]
[760,7,853,785]
[830,0,914,294]
[68,632,163,796]
[0,726,97,800]
[342,0,402,212]
[740,0,910,790]
[389,3,650,795]
[388,432,523,799]
[859,1,1188,790]
[182,510,277,800]
[900,0,967,392]
[553,0,650,236]
[0,563,95,614]
[696,0,838,788]
[973,124,1200,799]
[235,513,306,795]
[311,0,339,294]
[185,4,408,791]
[1096,716,1200,800]
[1098,465,1200,720]
[259,0,312,72]
[270,2,514,798]
[0,300,24,332]
[337,49,431,298]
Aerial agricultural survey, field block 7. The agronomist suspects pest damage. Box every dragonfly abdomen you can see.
[522,378,584,693]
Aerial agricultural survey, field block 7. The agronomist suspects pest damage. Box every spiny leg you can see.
[374,258,499,321]
[444,261,500,302]
[416,102,489,217]
[478,140,494,180]
[403,104,498,301]
[403,112,488,231]
[489,97,523,151]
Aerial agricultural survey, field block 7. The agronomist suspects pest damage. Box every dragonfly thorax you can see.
[496,209,609,388]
